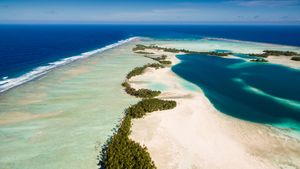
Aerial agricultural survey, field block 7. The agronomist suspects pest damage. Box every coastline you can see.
[0,37,138,93]
[1,37,300,169]
[267,55,300,69]
[129,46,300,168]
[0,39,151,169]
[149,38,300,69]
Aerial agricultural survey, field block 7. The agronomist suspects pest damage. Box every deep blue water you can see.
[1,24,300,131]
[172,54,300,126]
[1,24,300,81]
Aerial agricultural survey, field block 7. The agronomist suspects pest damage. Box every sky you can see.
[0,0,300,24]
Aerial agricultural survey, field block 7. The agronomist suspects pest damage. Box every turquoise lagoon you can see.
[167,39,300,138]
[1,38,300,169]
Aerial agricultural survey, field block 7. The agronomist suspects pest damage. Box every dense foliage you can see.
[122,81,161,98]
[99,45,178,169]
[132,44,147,51]
[249,58,268,62]
[144,55,172,65]
[263,50,298,56]
[291,56,300,61]
[248,53,269,58]
[159,60,172,65]
[126,98,177,118]
[151,54,167,61]
[133,44,233,56]
[134,51,155,54]
[126,63,164,79]
[99,98,176,169]
[249,50,299,58]
[99,115,156,169]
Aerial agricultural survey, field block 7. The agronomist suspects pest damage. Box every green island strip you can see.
[122,81,161,98]
[249,50,300,58]
[144,54,172,65]
[134,51,155,55]
[249,58,268,62]
[133,44,233,56]
[291,56,300,61]
[99,47,177,169]
[126,63,164,79]
[134,44,300,62]
[127,98,176,118]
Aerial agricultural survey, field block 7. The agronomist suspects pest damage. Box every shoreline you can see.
[148,38,300,70]
[0,37,138,94]
[2,36,299,94]
[0,40,153,169]
[129,46,300,168]
[1,37,300,169]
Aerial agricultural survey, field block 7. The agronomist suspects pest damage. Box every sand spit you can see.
[129,47,300,169]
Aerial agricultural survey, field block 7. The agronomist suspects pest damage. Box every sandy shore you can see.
[129,48,300,169]
[267,55,300,69]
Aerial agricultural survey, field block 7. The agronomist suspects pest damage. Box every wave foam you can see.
[0,37,138,93]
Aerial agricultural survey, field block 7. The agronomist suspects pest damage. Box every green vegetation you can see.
[264,50,298,56]
[159,54,167,60]
[249,58,268,62]
[126,63,164,79]
[135,51,155,54]
[134,44,233,56]
[147,54,168,61]
[124,63,164,98]
[126,98,177,118]
[99,45,178,169]
[134,44,300,59]
[122,81,161,98]
[132,44,147,51]
[99,94,176,169]
[204,51,231,56]
[126,66,146,79]
[99,114,156,169]
[99,97,176,168]
[249,50,299,58]
[159,60,172,65]
[144,54,172,65]
[248,53,269,58]
[291,56,300,61]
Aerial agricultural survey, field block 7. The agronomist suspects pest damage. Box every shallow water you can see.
[148,83,169,91]
[0,42,151,169]
[1,37,300,168]
[153,39,300,54]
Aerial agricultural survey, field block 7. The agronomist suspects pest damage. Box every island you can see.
[98,40,300,169]
[249,50,300,60]
[99,51,176,168]
[249,58,268,62]
[291,56,300,61]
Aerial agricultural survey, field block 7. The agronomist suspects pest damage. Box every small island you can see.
[133,44,233,56]
[291,56,300,61]
[249,50,300,58]
[249,58,268,62]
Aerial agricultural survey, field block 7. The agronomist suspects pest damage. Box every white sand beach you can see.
[1,38,299,169]
[129,47,300,169]
[267,55,300,69]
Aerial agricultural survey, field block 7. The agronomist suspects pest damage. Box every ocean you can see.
[1,25,300,168]
[1,25,300,92]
